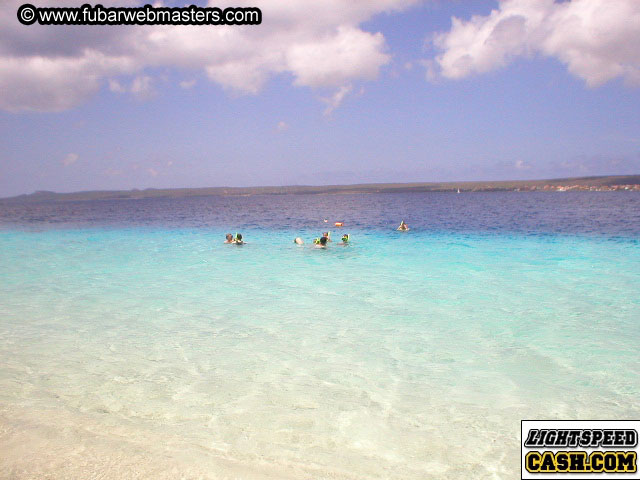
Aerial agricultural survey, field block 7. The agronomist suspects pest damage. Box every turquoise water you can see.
[1,193,639,478]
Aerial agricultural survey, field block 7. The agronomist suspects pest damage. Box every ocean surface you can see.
[1,192,639,479]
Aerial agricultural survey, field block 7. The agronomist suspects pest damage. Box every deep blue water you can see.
[2,191,639,237]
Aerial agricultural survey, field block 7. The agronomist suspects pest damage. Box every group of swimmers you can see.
[224,221,408,247]
[224,231,347,248]
[224,233,244,245]
[292,231,350,248]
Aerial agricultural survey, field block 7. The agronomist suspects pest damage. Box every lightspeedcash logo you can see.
[522,420,640,479]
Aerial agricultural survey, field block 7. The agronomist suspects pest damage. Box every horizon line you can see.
[3,173,640,202]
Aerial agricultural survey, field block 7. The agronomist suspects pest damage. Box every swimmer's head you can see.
[236,233,243,241]
[319,236,328,246]
[226,233,233,241]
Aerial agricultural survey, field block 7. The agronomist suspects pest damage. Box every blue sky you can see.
[1,0,639,197]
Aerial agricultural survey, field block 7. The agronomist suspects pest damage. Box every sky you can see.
[1,0,639,197]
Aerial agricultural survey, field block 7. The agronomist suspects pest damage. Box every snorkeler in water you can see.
[315,236,328,248]
[397,220,409,231]
[234,233,244,245]
[224,233,234,243]
[339,233,350,245]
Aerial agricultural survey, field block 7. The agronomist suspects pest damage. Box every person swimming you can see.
[315,236,328,248]
[339,233,350,245]
[224,233,234,243]
[322,231,331,242]
[234,233,244,245]
[294,237,304,245]
[397,220,410,231]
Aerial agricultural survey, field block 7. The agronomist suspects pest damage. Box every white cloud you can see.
[62,153,78,166]
[286,26,390,88]
[108,76,156,99]
[431,0,640,87]
[108,79,127,94]
[179,79,196,89]
[130,75,155,100]
[0,53,133,112]
[0,0,420,112]
[321,85,353,116]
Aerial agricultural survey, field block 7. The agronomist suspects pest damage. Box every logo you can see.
[522,420,639,479]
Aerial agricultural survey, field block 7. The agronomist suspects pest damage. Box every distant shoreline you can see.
[2,174,639,203]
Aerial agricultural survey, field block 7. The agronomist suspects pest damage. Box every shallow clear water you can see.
[1,192,639,479]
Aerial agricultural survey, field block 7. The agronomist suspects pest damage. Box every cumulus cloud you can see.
[287,26,389,88]
[0,0,419,112]
[0,53,133,112]
[431,0,640,87]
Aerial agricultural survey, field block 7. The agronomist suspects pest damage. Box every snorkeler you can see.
[315,236,328,248]
[322,231,331,242]
[234,233,244,245]
[397,220,410,231]
[224,233,234,243]
[339,233,350,245]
